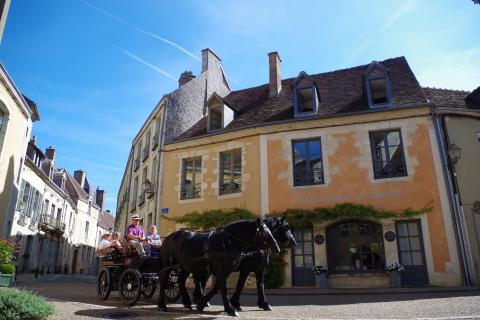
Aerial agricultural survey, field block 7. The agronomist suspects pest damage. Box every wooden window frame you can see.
[291,138,325,186]
[369,129,408,179]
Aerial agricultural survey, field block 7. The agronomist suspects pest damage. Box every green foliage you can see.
[264,251,287,289]
[0,239,14,266]
[0,264,15,275]
[162,207,256,230]
[0,288,54,320]
[273,203,432,228]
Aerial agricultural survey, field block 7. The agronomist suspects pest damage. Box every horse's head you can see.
[255,218,280,254]
[267,216,297,249]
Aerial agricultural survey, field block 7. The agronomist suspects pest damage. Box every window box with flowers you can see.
[312,265,328,288]
[386,263,405,287]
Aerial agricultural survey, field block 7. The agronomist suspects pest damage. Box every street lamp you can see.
[447,143,462,165]
[142,179,155,197]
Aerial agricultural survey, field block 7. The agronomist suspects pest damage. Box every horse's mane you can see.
[222,219,255,229]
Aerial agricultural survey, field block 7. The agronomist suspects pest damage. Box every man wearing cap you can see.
[97,231,113,257]
[126,214,150,256]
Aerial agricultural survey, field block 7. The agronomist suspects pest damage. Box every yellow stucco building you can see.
[159,53,468,288]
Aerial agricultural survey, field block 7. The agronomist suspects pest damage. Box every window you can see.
[143,131,150,160]
[369,129,407,179]
[365,61,392,108]
[219,149,242,195]
[85,221,89,241]
[292,138,324,186]
[134,143,141,171]
[296,87,315,113]
[181,157,202,199]
[131,176,138,210]
[147,213,153,228]
[208,107,222,131]
[0,109,3,130]
[327,220,385,273]
[476,132,480,148]
[151,157,157,187]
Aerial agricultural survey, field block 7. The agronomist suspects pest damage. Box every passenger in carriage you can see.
[126,214,150,256]
[111,231,123,253]
[146,225,162,257]
[97,231,113,257]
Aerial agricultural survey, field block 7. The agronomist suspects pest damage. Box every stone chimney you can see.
[202,48,222,73]
[178,71,196,87]
[74,170,86,188]
[45,146,56,161]
[96,188,105,210]
[268,52,282,97]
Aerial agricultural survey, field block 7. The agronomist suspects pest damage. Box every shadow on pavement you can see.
[74,305,220,319]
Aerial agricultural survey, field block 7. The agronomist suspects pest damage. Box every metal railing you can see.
[293,167,324,186]
[181,183,201,200]
[219,182,241,195]
[39,214,65,233]
[373,159,406,178]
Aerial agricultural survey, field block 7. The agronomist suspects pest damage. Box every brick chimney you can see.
[268,52,282,97]
[45,146,56,161]
[178,71,196,87]
[96,188,105,210]
[201,48,222,73]
[74,170,86,188]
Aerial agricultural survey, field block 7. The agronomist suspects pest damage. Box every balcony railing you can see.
[138,192,145,206]
[181,183,201,200]
[39,214,65,234]
[293,167,324,186]
[134,158,140,171]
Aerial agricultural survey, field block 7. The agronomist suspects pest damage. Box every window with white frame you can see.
[181,157,202,199]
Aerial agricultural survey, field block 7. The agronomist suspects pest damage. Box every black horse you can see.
[157,219,280,317]
[192,216,296,311]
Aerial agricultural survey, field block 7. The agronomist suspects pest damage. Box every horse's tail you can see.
[160,230,183,270]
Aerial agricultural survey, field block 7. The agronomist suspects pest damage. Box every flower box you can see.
[0,273,15,287]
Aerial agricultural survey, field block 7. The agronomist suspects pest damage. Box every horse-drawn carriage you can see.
[96,246,180,306]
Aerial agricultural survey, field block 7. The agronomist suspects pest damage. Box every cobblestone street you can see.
[15,275,480,320]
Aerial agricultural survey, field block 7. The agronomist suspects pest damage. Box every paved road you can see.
[16,275,480,320]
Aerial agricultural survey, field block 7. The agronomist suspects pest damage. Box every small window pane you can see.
[399,238,410,251]
[295,256,304,267]
[209,108,222,130]
[409,237,421,251]
[295,246,303,255]
[401,252,412,265]
[304,230,312,241]
[411,252,423,266]
[304,244,312,255]
[370,130,407,179]
[408,222,419,236]
[292,139,324,186]
[304,255,314,268]
[369,78,387,104]
[397,223,408,237]
[220,150,242,195]
[297,87,314,112]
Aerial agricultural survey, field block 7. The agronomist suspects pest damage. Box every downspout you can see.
[431,106,476,286]
[156,101,168,229]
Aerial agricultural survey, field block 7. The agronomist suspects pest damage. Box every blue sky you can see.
[0,0,478,212]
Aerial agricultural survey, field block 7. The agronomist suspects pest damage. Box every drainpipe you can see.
[431,106,477,286]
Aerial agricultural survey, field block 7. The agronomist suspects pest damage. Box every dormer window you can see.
[365,61,392,108]
[293,72,319,117]
[207,93,235,132]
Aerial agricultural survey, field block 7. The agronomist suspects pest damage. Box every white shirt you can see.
[99,239,111,250]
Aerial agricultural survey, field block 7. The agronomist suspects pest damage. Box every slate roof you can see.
[174,56,428,142]
[423,87,480,109]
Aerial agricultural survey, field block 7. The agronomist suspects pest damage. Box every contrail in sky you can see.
[114,45,177,81]
[80,0,201,62]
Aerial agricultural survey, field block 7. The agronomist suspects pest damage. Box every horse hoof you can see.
[183,303,192,310]
[196,304,205,312]
[205,302,210,308]
[232,305,242,312]
[158,305,168,312]
[259,303,273,311]
[226,310,239,317]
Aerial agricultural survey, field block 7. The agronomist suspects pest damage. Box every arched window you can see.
[365,61,392,108]
[326,220,385,273]
[0,109,4,129]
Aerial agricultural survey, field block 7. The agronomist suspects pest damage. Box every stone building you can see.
[159,52,471,288]
[116,48,231,234]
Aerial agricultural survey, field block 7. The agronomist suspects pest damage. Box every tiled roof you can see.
[174,56,428,142]
[65,171,90,202]
[423,87,480,109]
[98,210,115,230]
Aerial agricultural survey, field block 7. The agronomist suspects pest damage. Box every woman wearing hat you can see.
[97,231,113,257]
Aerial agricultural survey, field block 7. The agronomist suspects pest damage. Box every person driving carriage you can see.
[126,214,150,256]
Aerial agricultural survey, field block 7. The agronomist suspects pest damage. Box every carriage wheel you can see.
[164,270,181,303]
[97,269,112,300]
[142,278,156,299]
[119,268,142,306]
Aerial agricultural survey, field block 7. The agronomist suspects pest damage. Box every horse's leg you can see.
[255,268,272,311]
[217,273,238,317]
[157,269,170,312]
[229,270,249,311]
[196,278,218,312]
[178,270,192,310]
[193,275,208,305]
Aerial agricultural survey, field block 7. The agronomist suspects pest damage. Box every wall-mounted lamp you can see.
[142,179,155,196]
[447,143,462,165]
